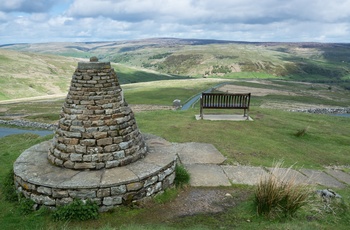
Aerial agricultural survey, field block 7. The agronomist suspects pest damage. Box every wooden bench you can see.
[200,93,251,120]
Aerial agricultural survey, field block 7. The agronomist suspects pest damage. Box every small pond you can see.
[0,127,53,138]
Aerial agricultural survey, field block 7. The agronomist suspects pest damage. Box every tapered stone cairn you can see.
[48,58,147,170]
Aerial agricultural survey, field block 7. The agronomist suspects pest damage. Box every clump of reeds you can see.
[255,161,311,218]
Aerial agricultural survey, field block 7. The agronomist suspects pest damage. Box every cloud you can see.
[0,0,56,13]
[1,0,350,44]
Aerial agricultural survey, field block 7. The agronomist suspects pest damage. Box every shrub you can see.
[255,161,311,218]
[174,164,190,187]
[53,199,99,221]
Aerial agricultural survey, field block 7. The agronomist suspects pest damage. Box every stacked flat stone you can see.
[48,58,147,170]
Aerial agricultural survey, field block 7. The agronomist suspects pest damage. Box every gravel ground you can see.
[139,187,252,221]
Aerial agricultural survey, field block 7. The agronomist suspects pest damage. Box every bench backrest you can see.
[201,93,251,109]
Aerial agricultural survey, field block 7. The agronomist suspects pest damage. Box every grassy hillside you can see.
[3,39,350,89]
[0,49,77,100]
[0,49,188,101]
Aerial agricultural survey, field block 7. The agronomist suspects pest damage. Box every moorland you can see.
[0,38,350,229]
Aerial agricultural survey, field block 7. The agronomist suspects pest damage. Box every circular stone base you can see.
[14,134,177,212]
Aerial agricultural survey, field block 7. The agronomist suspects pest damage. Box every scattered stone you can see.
[316,188,342,198]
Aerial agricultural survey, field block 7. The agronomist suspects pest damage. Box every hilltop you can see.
[2,38,350,82]
[1,38,350,101]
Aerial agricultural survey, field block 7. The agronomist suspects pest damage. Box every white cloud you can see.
[1,0,350,44]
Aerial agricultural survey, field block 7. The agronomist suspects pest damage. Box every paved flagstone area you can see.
[177,142,350,189]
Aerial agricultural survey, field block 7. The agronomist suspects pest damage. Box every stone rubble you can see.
[289,107,350,114]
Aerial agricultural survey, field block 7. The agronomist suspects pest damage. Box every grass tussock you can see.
[295,126,309,137]
[255,161,312,218]
[174,164,190,188]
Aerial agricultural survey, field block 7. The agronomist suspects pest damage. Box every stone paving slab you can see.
[325,169,350,184]
[14,137,177,189]
[126,161,163,180]
[195,114,253,121]
[266,167,310,185]
[176,142,226,165]
[300,169,346,188]
[185,164,231,187]
[221,165,268,185]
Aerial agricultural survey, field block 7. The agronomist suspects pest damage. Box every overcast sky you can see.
[1,0,350,45]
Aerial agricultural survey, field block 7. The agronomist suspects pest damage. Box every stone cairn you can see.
[13,58,177,211]
[48,57,147,170]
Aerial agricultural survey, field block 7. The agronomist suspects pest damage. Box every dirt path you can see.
[139,187,252,221]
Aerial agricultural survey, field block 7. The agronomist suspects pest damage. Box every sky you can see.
[1,0,350,45]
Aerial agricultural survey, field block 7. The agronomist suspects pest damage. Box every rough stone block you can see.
[65,132,81,138]
[113,150,125,159]
[37,186,52,195]
[70,126,85,132]
[63,160,75,168]
[97,188,111,198]
[69,138,80,145]
[55,158,64,166]
[31,194,56,206]
[75,145,87,154]
[80,139,96,146]
[69,189,96,199]
[104,144,119,152]
[83,155,92,161]
[106,160,120,168]
[113,136,123,144]
[119,141,132,150]
[97,137,113,146]
[52,189,69,198]
[74,162,95,169]
[103,196,122,206]
[93,132,108,139]
[111,185,127,195]
[126,182,144,192]
[163,173,176,189]
[98,126,110,132]
[70,153,83,162]
[56,197,73,206]
[22,181,36,191]
[159,167,174,181]
[144,176,158,187]
[71,120,83,126]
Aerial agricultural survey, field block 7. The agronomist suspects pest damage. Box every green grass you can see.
[135,108,349,169]
[1,76,350,229]
[123,79,229,105]
[0,111,349,229]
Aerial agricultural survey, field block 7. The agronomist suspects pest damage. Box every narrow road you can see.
[180,82,229,110]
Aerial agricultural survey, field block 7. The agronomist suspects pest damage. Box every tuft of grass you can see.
[255,161,312,218]
[174,164,190,188]
[295,126,309,137]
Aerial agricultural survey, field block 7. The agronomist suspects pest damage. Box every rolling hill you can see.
[1,38,350,100]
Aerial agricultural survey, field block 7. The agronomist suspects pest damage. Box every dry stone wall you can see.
[14,156,176,212]
[48,61,147,170]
